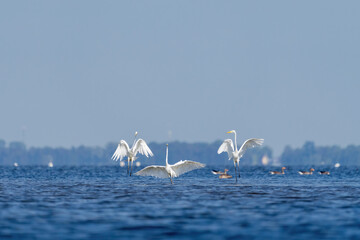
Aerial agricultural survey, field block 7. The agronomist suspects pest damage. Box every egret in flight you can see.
[112,131,153,176]
[218,130,264,182]
[135,144,205,184]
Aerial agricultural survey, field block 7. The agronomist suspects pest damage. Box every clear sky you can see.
[1,1,359,156]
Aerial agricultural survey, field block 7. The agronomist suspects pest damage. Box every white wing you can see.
[132,139,154,158]
[111,140,130,161]
[135,166,169,178]
[238,138,264,157]
[217,139,234,160]
[171,160,205,177]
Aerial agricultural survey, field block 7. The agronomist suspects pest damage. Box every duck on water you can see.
[298,168,315,175]
[318,171,330,175]
[212,169,232,179]
[270,167,286,175]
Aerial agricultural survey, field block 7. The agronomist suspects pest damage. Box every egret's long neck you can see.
[165,145,169,166]
[234,131,238,152]
[132,133,138,148]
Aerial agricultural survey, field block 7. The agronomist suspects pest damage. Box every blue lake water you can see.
[1,165,360,239]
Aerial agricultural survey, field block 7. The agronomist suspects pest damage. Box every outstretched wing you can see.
[238,138,264,157]
[133,139,154,158]
[171,160,205,177]
[135,166,169,178]
[111,140,130,161]
[217,139,234,160]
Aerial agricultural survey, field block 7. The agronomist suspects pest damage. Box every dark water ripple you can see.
[1,166,360,239]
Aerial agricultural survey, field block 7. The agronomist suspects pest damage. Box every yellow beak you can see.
[226,131,232,133]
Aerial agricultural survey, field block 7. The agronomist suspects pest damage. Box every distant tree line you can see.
[0,139,271,166]
[2,139,359,166]
[279,141,360,165]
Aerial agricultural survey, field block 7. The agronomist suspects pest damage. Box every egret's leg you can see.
[234,161,238,183]
[127,159,130,176]
[130,160,133,176]
[237,161,241,178]
[170,177,173,184]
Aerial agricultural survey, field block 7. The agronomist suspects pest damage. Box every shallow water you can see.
[1,165,360,239]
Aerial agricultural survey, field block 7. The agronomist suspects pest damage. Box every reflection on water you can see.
[1,166,360,239]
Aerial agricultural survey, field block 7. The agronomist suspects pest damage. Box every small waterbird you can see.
[298,168,315,175]
[219,172,232,179]
[212,169,229,175]
[318,171,330,175]
[112,131,153,176]
[217,130,264,183]
[135,144,205,184]
[270,167,286,175]
[212,169,232,179]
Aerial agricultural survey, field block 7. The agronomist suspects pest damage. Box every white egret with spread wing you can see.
[217,130,264,182]
[135,144,205,184]
[112,132,153,176]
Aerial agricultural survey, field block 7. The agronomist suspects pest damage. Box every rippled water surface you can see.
[1,165,360,239]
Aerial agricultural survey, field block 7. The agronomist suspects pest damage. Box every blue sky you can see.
[1,1,359,156]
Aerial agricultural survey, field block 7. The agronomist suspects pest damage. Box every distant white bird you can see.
[135,144,205,184]
[217,130,264,182]
[112,131,153,176]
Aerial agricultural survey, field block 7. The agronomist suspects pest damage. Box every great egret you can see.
[270,167,286,175]
[135,144,205,184]
[298,168,315,175]
[112,131,153,176]
[217,130,264,182]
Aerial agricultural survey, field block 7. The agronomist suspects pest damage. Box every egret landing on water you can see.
[112,131,153,176]
[135,144,205,184]
[217,130,264,183]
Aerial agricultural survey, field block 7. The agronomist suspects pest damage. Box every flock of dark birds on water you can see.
[109,130,332,184]
[212,167,330,179]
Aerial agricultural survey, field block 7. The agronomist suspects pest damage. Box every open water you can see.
[1,165,360,239]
